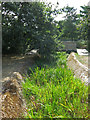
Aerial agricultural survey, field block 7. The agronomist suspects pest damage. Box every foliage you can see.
[2,2,61,57]
[22,52,88,118]
[76,40,88,49]
[60,20,78,41]
[2,2,89,55]
[78,6,88,41]
[2,1,89,57]
[56,5,88,48]
[61,6,77,22]
[76,6,88,50]
[57,6,78,41]
[87,5,90,52]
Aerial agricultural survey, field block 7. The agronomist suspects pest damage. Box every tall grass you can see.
[22,52,88,118]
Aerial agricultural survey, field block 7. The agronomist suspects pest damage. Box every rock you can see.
[2,80,17,94]
[25,49,41,58]
[1,72,27,118]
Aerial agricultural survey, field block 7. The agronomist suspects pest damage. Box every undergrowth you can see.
[22,52,88,118]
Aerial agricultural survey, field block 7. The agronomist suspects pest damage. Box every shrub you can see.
[76,40,88,49]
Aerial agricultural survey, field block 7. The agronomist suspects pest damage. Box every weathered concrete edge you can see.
[67,52,88,85]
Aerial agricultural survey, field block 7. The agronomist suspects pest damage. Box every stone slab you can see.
[77,49,88,56]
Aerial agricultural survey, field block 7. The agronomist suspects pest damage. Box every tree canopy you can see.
[2,2,89,56]
[2,2,61,57]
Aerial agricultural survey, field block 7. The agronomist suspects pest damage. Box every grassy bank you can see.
[22,52,88,118]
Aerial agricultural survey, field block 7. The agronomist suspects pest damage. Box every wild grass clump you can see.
[22,52,88,118]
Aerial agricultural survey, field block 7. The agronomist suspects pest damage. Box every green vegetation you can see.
[22,52,88,118]
[2,2,89,118]
[76,40,88,49]
[2,2,89,56]
[2,2,61,57]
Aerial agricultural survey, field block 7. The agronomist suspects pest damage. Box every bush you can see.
[2,2,60,57]
[76,40,88,49]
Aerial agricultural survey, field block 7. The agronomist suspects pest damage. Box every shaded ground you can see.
[2,55,34,81]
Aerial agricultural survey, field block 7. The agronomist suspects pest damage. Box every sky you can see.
[42,0,89,21]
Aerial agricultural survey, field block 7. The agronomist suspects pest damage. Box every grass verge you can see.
[22,52,88,118]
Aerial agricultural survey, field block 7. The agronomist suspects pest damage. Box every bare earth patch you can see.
[2,55,34,81]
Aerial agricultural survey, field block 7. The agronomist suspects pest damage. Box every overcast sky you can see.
[42,0,89,21]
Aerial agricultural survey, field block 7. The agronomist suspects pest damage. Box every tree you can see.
[62,6,77,22]
[59,6,78,41]
[2,2,25,54]
[79,6,88,40]
[87,5,90,52]
[76,5,88,49]
[2,2,61,58]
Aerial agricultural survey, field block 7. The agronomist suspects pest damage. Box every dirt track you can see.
[2,55,34,81]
